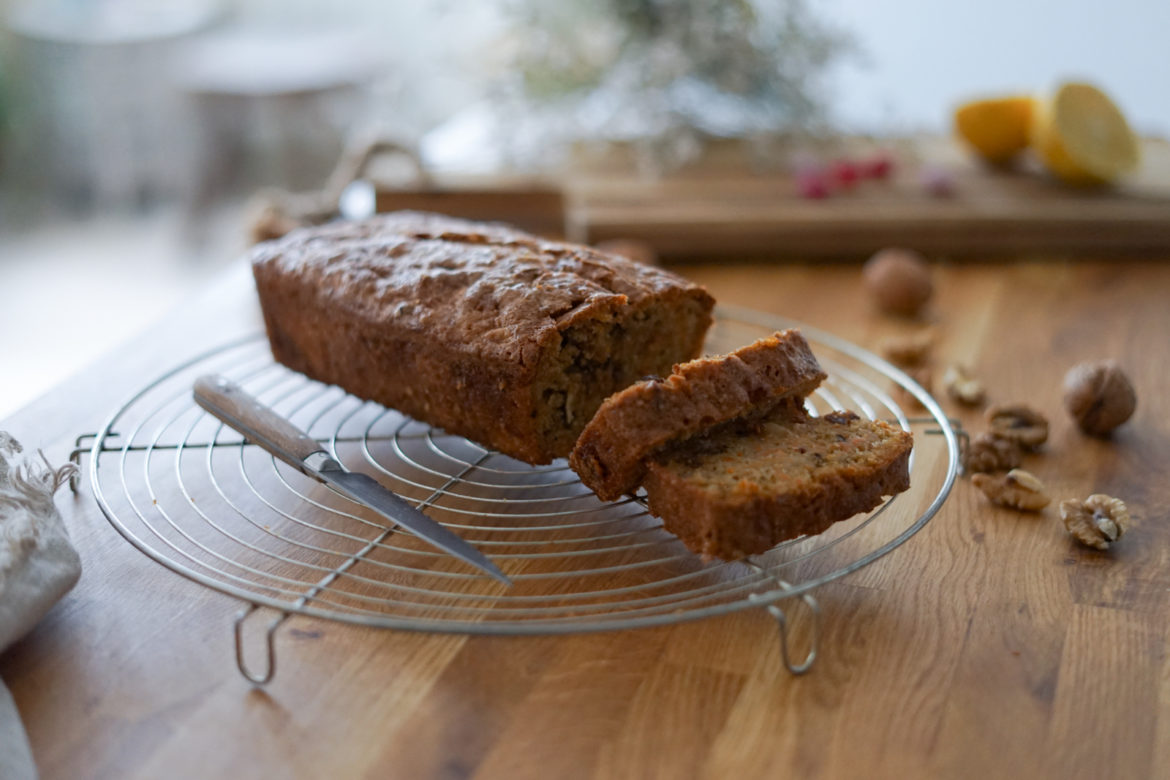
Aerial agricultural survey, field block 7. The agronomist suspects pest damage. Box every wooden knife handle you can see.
[193,374,326,470]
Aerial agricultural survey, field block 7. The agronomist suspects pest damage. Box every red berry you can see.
[862,152,894,179]
[831,159,860,188]
[796,169,831,199]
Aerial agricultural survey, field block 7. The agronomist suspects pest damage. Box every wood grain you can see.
[2,256,1169,779]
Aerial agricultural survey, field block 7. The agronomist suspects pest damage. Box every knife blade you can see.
[193,374,511,586]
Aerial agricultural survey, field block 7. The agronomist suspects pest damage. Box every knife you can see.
[193,374,511,586]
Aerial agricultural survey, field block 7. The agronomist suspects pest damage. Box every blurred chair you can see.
[5,0,221,211]
[170,28,382,224]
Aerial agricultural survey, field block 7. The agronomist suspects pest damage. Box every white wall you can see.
[822,0,1170,136]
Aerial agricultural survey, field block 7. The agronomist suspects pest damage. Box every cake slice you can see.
[569,330,913,560]
[569,330,827,500]
[643,402,912,560]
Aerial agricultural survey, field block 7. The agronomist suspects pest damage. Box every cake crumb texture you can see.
[644,403,913,560]
[569,329,827,500]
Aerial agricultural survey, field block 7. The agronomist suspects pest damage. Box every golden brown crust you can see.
[251,211,714,464]
[569,330,826,500]
[643,408,913,560]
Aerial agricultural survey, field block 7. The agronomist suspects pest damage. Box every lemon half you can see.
[1031,82,1139,186]
[955,95,1037,165]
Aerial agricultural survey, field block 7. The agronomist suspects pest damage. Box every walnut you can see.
[880,329,936,367]
[863,248,933,317]
[943,364,985,406]
[1063,360,1137,436]
[971,468,1051,511]
[986,403,1049,450]
[1060,494,1130,550]
[964,432,1022,474]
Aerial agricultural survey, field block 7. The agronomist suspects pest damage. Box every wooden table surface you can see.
[2,255,1168,779]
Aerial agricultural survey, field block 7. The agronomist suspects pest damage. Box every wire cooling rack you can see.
[76,305,960,682]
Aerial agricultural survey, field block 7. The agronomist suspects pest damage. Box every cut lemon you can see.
[1031,82,1139,186]
[954,95,1037,165]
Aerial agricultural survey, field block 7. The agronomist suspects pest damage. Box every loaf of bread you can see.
[569,329,827,501]
[568,332,913,560]
[644,403,912,560]
[250,211,715,464]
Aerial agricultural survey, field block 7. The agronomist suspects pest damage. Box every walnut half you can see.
[881,329,936,367]
[972,468,1051,511]
[1060,494,1130,550]
[964,432,1022,474]
[943,364,986,406]
[986,404,1049,451]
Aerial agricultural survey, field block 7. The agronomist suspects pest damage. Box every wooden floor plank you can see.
[1048,606,1162,779]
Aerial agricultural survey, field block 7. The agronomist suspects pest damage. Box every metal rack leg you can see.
[234,604,289,685]
[745,561,822,675]
[69,433,100,494]
[765,594,821,675]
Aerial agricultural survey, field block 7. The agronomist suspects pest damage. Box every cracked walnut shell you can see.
[943,365,985,406]
[986,403,1049,450]
[881,329,936,367]
[972,469,1051,511]
[1060,494,1130,550]
[964,432,1022,474]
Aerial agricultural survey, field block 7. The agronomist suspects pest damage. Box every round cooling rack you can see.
[79,305,961,682]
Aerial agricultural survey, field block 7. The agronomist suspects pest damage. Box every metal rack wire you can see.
[76,305,960,682]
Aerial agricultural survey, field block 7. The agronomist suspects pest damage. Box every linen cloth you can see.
[0,433,82,780]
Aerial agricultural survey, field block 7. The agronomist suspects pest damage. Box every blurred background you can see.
[1,0,1168,418]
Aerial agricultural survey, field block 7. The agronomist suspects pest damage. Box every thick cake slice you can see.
[569,330,827,500]
[250,211,714,464]
[643,403,913,560]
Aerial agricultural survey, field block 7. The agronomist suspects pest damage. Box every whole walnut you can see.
[863,248,933,317]
[1063,360,1136,436]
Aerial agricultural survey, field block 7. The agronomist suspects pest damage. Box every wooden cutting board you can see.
[366,136,1170,261]
[562,136,1170,261]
